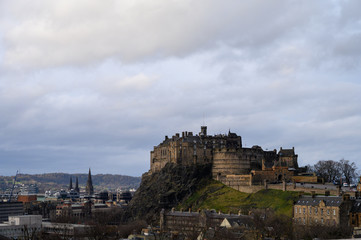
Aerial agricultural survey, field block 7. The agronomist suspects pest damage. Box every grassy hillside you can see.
[179,180,299,217]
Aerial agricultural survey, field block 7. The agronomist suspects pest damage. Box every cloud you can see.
[1,1,361,176]
[0,0,329,69]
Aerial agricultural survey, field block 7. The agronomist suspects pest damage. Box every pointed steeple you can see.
[75,177,79,193]
[85,168,94,195]
[69,176,73,190]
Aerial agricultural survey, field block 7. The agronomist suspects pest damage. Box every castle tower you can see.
[69,176,73,190]
[85,169,94,195]
[75,177,80,193]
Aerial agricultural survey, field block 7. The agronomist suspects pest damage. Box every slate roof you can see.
[225,217,251,226]
[295,196,343,207]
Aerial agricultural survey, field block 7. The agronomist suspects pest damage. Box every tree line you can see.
[307,159,358,184]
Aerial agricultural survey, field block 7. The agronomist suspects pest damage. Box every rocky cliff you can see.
[126,163,212,222]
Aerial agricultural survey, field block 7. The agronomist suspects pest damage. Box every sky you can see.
[0,0,361,177]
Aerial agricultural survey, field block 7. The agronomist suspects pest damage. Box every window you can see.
[309,208,312,214]
[303,208,306,214]
[327,209,330,215]
[321,209,323,215]
[315,208,318,214]
[295,207,298,214]
[321,218,324,224]
[333,209,336,215]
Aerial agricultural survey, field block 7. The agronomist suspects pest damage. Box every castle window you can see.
[315,207,318,214]
[303,208,305,214]
[295,207,298,214]
[327,209,330,215]
[321,209,323,215]
[333,209,336,215]
[309,208,312,214]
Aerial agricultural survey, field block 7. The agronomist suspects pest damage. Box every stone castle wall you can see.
[150,126,299,184]
[212,149,251,177]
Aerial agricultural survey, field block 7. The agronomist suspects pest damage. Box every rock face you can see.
[127,163,212,222]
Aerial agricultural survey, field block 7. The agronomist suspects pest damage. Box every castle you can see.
[150,126,299,185]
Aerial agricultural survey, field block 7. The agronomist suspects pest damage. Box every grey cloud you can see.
[0,1,332,69]
[1,1,361,176]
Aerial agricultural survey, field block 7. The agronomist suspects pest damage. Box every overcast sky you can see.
[0,1,361,177]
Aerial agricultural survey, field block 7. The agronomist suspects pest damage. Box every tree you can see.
[311,159,358,184]
[339,159,358,184]
[313,160,341,183]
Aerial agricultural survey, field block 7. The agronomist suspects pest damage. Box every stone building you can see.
[293,194,353,227]
[160,208,251,236]
[150,126,298,184]
[350,199,361,227]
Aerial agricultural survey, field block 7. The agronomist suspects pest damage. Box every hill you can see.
[178,180,299,217]
[126,163,299,223]
[0,173,141,193]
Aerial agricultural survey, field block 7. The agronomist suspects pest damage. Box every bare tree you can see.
[312,159,358,184]
[313,160,341,183]
[339,159,358,184]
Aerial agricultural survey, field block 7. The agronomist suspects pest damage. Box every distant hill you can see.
[0,173,141,193]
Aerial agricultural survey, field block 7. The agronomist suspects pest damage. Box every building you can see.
[85,169,94,196]
[160,208,251,236]
[293,194,353,227]
[349,199,361,228]
[0,202,24,223]
[41,222,89,239]
[0,215,42,239]
[150,126,299,185]
[55,201,118,219]
[17,195,37,204]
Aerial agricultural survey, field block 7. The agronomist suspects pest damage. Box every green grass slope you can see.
[179,180,299,217]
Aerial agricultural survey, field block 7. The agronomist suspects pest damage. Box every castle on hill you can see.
[150,126,299,185]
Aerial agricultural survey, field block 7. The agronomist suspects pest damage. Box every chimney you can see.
[200,126,207,136]
[165,136,168,140]
[182,132,184,138]
[188,132,193,136]
[176,133,180,138]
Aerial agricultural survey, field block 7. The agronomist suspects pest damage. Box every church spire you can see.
[69,176,73,190]
[86,168,94,195]
[75,177,79,193]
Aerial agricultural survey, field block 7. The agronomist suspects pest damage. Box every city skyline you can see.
[0,1,361,176]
